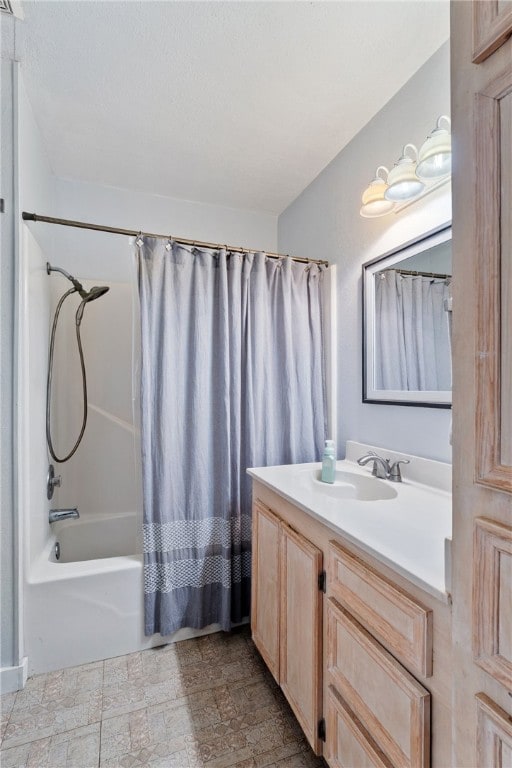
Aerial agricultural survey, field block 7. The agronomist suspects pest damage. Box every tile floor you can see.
[0,627,325,768]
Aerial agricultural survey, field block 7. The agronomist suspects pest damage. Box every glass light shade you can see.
[360,177,395,218]
[384,156,425,201]
[416,128,452,178]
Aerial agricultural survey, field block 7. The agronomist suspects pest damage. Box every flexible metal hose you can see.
[46,288,89,463]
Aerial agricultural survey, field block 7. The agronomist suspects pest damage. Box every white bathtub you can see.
[52,511,138,562]
[25,512,218,675]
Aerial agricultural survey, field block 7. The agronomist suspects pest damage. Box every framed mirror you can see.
[363,225,452,407]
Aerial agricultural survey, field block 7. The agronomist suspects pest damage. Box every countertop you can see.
[248,441,452,603]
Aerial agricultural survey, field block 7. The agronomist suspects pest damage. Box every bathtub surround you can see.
[137,240,327,635]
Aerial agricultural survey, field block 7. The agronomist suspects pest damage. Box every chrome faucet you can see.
[49,507,79,524]
[357,452,410,482]
[357,452,391,479]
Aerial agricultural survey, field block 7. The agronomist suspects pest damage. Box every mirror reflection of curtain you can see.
[375,270,452,391]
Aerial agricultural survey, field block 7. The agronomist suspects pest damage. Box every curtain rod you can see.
[386,267,451,280]
[22,212,329,266]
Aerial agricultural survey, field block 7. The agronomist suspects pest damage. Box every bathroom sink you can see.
[301,469,398,501]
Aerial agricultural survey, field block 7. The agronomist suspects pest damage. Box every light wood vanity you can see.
[250,465,452,768]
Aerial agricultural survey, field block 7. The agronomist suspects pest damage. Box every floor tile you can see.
[1,627,323,768]
[3,688,102,749]
[0,723,100,768]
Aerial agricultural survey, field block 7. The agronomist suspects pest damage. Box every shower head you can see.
[47,263,109,301]
[47,263,109,324]
[82,285,110,302]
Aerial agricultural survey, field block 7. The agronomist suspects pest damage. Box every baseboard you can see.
[0,657,28,693]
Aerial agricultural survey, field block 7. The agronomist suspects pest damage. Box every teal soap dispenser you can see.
[321,439,336,483]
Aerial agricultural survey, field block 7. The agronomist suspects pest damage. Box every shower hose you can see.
[46,288,90,463]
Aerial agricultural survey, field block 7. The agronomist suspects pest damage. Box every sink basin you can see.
[301,469,398,501]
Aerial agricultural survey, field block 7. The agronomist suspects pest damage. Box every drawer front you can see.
[326,685,393,768]
[327,598,430,768]
[328,541,433,678]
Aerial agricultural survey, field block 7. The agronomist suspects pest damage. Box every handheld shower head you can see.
[75,285,110,325]
[84,285,110,302]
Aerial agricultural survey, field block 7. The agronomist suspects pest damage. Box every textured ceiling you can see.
[17,1,449,214]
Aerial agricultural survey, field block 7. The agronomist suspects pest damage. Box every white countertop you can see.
[248,441,452,603]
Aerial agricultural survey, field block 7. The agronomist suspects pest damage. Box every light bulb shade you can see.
[416,128,452,178]
[360,176,395,218]
[384,156,425,201]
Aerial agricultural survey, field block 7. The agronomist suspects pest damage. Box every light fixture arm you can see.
[375,165,389,182]
[401,143,419,162]
[436,115,451,131]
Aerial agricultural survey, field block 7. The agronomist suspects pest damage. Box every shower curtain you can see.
[137,239,326,636]
[375,270,452,391]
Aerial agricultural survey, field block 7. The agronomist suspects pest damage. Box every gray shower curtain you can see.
[137,239,326,636]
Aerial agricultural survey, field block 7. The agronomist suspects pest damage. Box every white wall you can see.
[278,42,452,463]
[1,19,18,680]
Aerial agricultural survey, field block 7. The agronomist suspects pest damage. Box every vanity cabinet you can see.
[325,541,432,768]
[250,482,452,768]
[251,500,323,754]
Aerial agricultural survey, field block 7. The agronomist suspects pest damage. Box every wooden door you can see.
[451,2,512,765]
[280,523,323,754]
[251,501,281,682]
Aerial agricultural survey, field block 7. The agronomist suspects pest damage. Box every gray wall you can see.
[278,42,452,463]
[1,18,17,670]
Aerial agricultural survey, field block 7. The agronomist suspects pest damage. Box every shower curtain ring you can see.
[165,236,174,252]
[135,231,144,247]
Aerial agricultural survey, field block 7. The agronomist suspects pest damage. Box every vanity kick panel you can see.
[327,598,430,768]
[328,541,433,678]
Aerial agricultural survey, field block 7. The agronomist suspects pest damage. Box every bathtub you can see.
[24,512,219,675]
[52,511,138,562]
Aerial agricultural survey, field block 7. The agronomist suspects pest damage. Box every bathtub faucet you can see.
[49,507,80,524]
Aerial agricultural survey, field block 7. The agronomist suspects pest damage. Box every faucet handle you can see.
[47,464,62,500]
[389,459,410,482]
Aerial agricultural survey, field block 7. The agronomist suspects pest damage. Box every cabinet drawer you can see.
[327,598,430,768]
[328,541,433,678]
[326,685,393,768]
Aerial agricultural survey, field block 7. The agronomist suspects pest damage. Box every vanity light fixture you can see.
[360,166,396,218]
[360,115,452,218]
[384,144,425,202]
[416,115,452,178]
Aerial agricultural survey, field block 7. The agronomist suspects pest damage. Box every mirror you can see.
[363,225,452,407]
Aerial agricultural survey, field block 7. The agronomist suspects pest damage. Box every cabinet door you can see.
[280,523,323,755]
[326,686,394,768]
[251,501,281,682]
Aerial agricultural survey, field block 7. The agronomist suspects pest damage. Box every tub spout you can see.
[49,507,79,524]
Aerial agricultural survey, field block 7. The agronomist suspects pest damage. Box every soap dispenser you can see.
[321,439,336,484]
